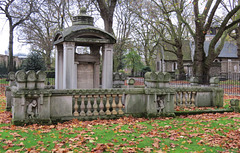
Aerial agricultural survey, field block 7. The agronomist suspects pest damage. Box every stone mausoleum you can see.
[54,8,116,89]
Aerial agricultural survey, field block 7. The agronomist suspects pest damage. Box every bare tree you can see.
[113,0,137,71]
[0,0,34,72]
[18,0,66,70]
[131,0,191,75]
[181,0,240,83]
[95,0,117,34]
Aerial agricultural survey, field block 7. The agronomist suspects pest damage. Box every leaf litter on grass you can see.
[0,95,240,152]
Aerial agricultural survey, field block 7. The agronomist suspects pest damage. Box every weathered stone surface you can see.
[157,72,164,82]
[38,96,50,119]
[26,70,37,89]
[50,96,73,117]
[163,72,171,82]
[8,71,15,81]
[124,94,146,114]
[16,70,26,82]
[190,77,198,86]
[210,77,219,86]
[15,70,26,90]
[36,71,46,82]
[195,92,212,107]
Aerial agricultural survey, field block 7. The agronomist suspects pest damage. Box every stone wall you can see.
[7,71,224,125]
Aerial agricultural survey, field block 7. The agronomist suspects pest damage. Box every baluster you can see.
[187,92,191,107]
[105,94,111,115]
[182,92,186,107]
[87,95,93,116]
[191,92,196,107]
[93,95,99,116]
[80,95,86,116]
[111,94,117,115]
[99,95,105,115]
[178,92,181,107]
[73,95,79,116]
[174,93,177,108]
[118,94,124,114]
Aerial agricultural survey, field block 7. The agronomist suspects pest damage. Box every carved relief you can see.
[156,96,165,113]
[27,99,38,119]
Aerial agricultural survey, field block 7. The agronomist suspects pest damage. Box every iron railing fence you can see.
[1,72,240,96]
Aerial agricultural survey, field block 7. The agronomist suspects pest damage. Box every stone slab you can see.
[50,96,73,117]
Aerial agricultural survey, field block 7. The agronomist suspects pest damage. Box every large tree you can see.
[0,0,34,72]
[131,0,191,75]
[113,0,137,71]
[95,0,117,34]
[18,0,66,70]
[181,0,240,83]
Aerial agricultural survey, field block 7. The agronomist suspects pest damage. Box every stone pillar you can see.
[63,42,75,89]
[93,63,100,88]
[102,44,113,89]
[55,45,64,89]
[73,62,79,89]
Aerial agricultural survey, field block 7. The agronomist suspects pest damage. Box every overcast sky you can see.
[0,14,31,56]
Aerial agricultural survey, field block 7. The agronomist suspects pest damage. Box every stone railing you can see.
[6,71,225,125]
[174,86,223,108]
[72,90,124,117]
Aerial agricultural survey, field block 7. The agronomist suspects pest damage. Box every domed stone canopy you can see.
[54,8,116,46]
[54,9,116,90]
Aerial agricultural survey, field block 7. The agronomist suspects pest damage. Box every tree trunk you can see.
[8,26,14,72]
[176,46,185,79]
[103,17,114,34]
[193,34,207,84]
[45,50,51,70]
[236,26,240,59]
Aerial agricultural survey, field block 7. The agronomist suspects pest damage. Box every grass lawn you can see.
[0,96,240,152]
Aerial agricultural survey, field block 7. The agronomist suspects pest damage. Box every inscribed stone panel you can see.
[77,64,94,88]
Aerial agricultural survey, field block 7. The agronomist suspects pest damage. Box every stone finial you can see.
[113,72,120,81]
[36,71,46,89]
[163,72,171,82]
[8,71,15,81]
[190,77,198,86]
[8,71,16,87]
[210,77,219,86]
[150,72,158,81]
[15,70,27,90]
[144,72,171,88]
[36,71,46,82]
[26,70,37,82]
[15,70,26,82]
[157,72,164,82]
[26,70,36,89]
[144,72,151,80]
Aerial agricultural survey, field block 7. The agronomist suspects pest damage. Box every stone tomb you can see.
[54,8,116,89]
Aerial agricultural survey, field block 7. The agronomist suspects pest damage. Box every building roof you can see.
[162,40,238,61]
[204,41,238,58]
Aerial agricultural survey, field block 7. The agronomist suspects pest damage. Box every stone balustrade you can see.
[174,86,223,108]
[73,94,124,117]
[174,90,196,108]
